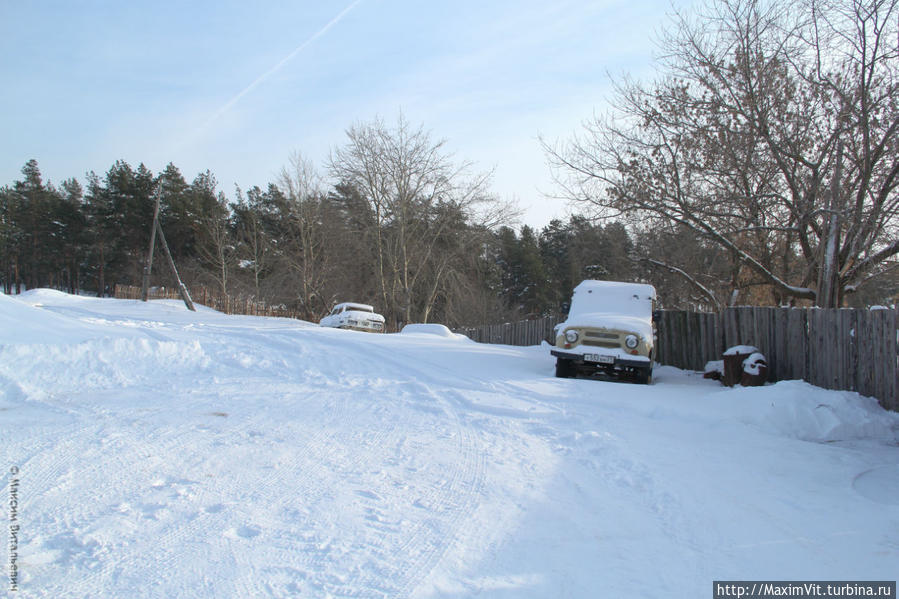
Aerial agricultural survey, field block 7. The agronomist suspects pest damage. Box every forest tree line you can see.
[5,0,899,323]
[2,115,896,329]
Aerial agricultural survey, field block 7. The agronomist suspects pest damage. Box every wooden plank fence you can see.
[459,308,898,412]
[455,316,562,347]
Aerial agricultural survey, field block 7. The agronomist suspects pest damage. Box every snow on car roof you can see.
[568,280,656,319]
[334,302,375,312]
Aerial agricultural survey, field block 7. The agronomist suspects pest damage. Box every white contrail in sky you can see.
[199,0,363,133]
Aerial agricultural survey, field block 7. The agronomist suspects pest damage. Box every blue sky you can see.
[1,0,681,227]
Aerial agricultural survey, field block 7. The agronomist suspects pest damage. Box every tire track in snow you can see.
[24,396,276,597]
[19,427,195,594]
[130,383,354,599]
[223,387,405,598]
[215,327,489,598]
[292,381,483,599]
[18,375,347,597]
[292,336,512,597]
[278,391,421,598]
[391,385,487,598]
[379,337,708,593]
[275,330,493,598]
[533,406,711,588]
[8,316,525,596]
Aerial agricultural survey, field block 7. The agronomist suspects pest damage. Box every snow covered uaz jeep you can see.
[551,280,656,384]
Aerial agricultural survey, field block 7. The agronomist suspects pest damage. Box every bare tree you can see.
[545,0,899,307]
[328,116,508,326]
[278,152,332,320]
[232,186,269,300]
[195,194,233,296]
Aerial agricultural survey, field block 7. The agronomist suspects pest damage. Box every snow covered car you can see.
[551,280,656,383]
[319,302,385,332]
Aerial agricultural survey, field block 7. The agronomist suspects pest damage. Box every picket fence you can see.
[114,284,304,320]
[457,308,898,412]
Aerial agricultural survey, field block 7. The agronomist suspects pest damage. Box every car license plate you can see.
[584,354,614,364]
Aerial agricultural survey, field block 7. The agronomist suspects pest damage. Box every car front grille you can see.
[581,339,619,348]
[585,331,619,340]
[581,330,620,348]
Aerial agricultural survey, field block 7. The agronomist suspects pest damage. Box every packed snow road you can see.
[1,290,898,598]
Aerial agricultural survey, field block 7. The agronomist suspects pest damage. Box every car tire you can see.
[634,367,652,385]
[555,358,575,378]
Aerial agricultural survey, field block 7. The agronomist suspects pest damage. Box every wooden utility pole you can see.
[140,187,162,301]
[155,219,195,311]
[140,181,196,312]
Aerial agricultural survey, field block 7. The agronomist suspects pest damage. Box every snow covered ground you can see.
[2,290,898,598]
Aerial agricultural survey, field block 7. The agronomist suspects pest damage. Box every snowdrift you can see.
[1,290,897,598]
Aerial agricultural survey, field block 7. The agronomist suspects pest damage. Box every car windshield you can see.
[331,303,376,315]
[568,282,654,318]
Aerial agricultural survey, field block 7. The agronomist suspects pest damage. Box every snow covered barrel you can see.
[740,351,768,386]
[722,345,767,387]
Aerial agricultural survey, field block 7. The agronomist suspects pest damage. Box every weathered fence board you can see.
[807,309,825,390]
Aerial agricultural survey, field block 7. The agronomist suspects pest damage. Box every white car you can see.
[551,280,656,383]
[319,302,385,332]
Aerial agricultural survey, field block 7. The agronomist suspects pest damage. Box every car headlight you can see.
[625,334,639,349]
[565,330,579,343]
